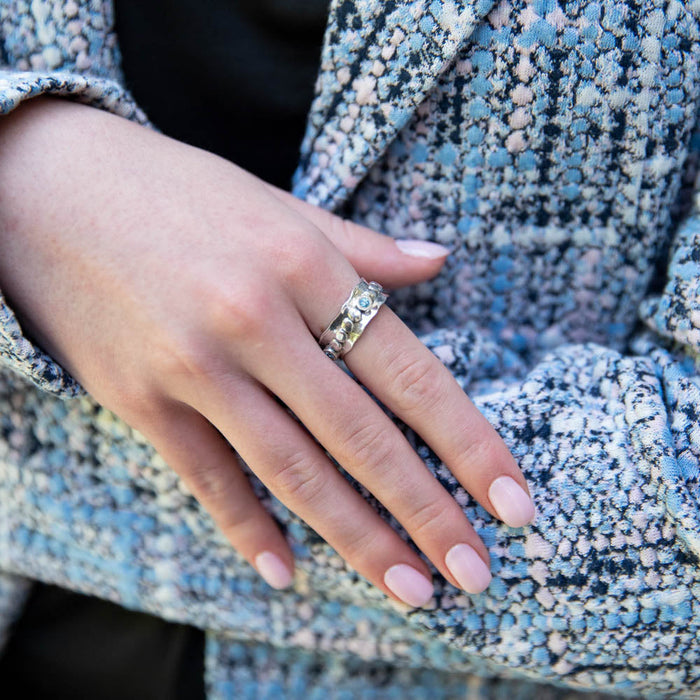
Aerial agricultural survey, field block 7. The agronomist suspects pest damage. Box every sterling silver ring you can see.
[319,279,388,360]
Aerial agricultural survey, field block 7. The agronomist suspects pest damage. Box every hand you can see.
[0,98,534,606]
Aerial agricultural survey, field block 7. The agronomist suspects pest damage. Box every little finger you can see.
[137,399,295,590]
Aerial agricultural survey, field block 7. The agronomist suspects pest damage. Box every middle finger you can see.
[300,276,536,530]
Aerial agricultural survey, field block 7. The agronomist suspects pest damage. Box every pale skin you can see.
[0,97,535,607]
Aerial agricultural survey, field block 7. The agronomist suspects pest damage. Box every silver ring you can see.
[319,279,388,360]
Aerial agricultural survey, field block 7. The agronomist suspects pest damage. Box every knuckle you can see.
[328,215,359,248]
[206,284,274,340]
[273,451,327,504]
[341,527,392,569]
[277,229,329,288]
[456,431,500,471]
[185,461,232,507]
[345,422,396,473]
[408,498,451,538]
[219,501,259,542]
[85,366,154,418]
[148,329,221,383]
[390,353,446,415]
[110,386,161,428]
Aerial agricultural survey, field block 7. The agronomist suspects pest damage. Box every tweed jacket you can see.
[1,0,700,698]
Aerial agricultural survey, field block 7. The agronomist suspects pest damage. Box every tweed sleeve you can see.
[192,292,700,699]
[370,222,700,695]
[0,2,149,398]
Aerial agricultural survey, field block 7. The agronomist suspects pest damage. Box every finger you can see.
[244,329,494,596]
[345,307,537,529]
[293,269,534,529]
[263,181,450,288]
[137,399,295,590]
[192,378,439,607]
[296,275,535,530]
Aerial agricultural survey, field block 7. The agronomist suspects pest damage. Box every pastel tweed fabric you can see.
[1,1,700,698]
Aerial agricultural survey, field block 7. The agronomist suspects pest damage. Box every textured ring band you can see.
[319,279,388,360]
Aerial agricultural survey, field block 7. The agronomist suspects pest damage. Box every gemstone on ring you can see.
[318,278,388,360]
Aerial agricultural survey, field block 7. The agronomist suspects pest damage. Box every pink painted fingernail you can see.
[445,543,492,594]
[488,476,536,528]
[384,564,433,607]
[255,551,293,589]
[395,239,451,259]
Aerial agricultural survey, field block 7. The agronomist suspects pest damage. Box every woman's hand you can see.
[0,98,534,606]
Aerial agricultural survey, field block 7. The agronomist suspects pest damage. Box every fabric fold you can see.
[293,0,497,209]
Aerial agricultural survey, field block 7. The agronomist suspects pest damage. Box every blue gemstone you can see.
[358,296,371,309]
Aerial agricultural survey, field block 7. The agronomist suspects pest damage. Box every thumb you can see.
[264,183,450,289]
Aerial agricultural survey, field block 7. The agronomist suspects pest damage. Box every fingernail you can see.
[255,551,293,589]
[488,476,536,528]
[445,543,492,594]
[384,564,433,607]
[395,239,451,259]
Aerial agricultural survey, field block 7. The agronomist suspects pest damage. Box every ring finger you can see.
[192,377,444,606]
